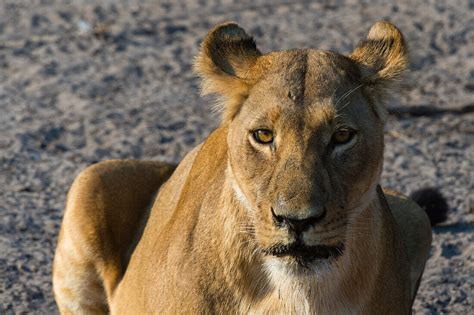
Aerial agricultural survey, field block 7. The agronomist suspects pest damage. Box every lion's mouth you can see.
[265,242,345,264]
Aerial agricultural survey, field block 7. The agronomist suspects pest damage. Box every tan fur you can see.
[54,21,432,314]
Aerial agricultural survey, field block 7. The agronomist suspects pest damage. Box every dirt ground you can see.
[0,0,472,313]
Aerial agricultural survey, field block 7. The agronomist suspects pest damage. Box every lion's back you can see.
[384,188,432,299]
[53,159,176,313]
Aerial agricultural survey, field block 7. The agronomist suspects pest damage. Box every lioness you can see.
[53,21,445,314]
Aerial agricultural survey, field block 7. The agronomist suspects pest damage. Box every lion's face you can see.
[195,22,407,269]
[227,51,384,268]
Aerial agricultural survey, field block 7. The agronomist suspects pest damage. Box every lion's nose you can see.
[271,207,326,234]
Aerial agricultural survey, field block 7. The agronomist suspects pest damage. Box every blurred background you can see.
[0,0,472,313]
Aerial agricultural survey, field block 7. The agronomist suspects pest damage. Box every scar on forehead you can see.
[287,90,297,101]
[284,51,308,104]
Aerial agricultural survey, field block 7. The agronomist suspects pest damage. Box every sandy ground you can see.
[0,0,473,313]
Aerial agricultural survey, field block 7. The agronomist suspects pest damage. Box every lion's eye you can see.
[332,128,355,145]
[253,129,274,144]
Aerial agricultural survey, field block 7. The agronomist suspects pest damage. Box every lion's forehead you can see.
[262,49,362,104]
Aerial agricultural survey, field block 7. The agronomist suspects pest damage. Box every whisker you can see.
[250,246,262,261]
[335,84,364,108]
[337,100,352,113]
[330,85,341,100]
[335,85,356,106]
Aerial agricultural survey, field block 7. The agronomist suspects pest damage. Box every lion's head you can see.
[194,22,408,272]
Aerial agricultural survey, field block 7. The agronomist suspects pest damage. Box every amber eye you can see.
[332,128,355,145]
[253,129,274,144]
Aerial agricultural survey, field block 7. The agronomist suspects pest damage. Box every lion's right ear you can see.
[194,23,268,121]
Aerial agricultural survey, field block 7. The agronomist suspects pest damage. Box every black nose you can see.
[271,208,326,234]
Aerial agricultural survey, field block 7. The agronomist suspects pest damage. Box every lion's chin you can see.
[264,242,345,268]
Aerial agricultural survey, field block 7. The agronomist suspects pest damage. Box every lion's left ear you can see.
[350,21,408,122]
[194,22,269,121]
